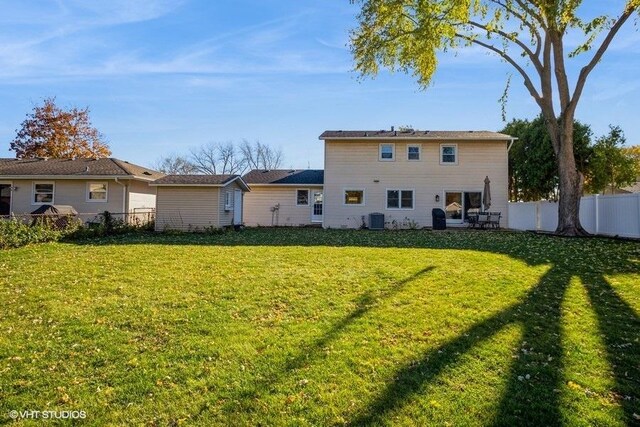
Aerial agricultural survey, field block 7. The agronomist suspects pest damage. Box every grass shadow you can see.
[349,264,571,426]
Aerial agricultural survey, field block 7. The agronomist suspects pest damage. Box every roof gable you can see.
[151,174,251,191]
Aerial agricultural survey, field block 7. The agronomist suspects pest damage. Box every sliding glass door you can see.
[444,191,482,224]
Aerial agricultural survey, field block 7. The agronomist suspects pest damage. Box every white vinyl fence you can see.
[508,193,640,238]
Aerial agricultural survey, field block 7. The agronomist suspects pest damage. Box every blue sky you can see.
[0,1,638,169]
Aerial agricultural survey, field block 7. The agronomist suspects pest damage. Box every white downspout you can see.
[114,178,128,222]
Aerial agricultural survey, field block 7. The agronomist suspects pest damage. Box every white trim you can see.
[295,188,310,206]
[86,181,109,203]
[32,181,55,205]
[407,144,421,161]
[440,144,458,165]
[385,188,415,210]
[311,190,323,223]
[378,143,395,161]
[343,188,366,206]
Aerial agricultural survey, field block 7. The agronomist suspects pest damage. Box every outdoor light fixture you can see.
[435,194,440,203]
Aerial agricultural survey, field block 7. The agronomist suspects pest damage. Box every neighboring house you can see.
[319,129,515,229]
[0,157,162,221]
[152,175,250,232]
[242,169,324,226]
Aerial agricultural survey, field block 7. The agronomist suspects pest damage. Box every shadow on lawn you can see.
[70,228,640,423]
[349,259,639,425]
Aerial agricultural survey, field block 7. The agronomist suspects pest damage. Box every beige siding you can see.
[244,186,323,226]
[323,139,509,228]
[218,181,243,227]
[155,187,220,231]
[8,179,124,220]
[128,180,156,212]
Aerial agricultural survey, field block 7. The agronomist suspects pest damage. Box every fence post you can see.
[535,202,540,231]
[594,194,599,235]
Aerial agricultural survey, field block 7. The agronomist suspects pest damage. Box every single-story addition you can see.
[0,157,162,221]
[242,169,324,226]
[151,175,250,232]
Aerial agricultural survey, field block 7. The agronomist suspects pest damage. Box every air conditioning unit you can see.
[369,213,384,230]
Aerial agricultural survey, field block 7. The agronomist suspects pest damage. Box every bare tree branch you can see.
[455,33,543,105]
[569,8,634,118]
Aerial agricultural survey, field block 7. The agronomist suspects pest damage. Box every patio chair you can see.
[477,213,489,228]
[488,212,501,229]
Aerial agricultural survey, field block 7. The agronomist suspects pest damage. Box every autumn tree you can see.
[351,1,640,235]
[10,97,111,159]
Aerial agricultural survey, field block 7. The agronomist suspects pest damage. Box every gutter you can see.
[507,137,518,152]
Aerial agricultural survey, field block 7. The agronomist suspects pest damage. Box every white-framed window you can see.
[224,191,233,211]
[379,143,395,161]
[296,189,309,206]
[407,145,421,161]
[440,144,458,164]
[87,182,108,202]
[344,189,365,205]
[386,189,414,209]
[33,182,54,204]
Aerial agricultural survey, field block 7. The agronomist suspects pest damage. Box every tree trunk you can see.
[555,120,588,236]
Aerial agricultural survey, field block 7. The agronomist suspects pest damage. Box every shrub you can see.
[0,217,81,249]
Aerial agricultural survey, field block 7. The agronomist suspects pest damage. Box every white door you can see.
[311,191,323,223]
[233,190,243,225]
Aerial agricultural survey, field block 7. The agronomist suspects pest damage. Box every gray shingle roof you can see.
[319,130,514,140]
[0,157,163,180]
[243,169,324,185]
[152,174,239,185]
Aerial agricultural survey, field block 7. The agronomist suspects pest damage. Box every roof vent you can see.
[262,170,270,173]
[288,170,296,174]
[84,166,90,173]
[143,171,152,176]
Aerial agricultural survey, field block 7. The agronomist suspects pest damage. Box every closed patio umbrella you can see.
[483,176,491,211]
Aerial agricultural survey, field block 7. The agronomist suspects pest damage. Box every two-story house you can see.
[319,129,514,229]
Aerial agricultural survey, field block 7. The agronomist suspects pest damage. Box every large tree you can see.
[351,0,640,235]
[10,97,111,159]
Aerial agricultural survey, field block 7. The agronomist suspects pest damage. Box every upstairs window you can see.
[407,145,421,160]
[440,144,458,164]
[379,144,395,161]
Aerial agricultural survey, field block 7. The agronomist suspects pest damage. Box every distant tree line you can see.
[503,116,639,201]
[155,140,283,175]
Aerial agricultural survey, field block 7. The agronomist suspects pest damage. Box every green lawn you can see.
[1,229,638,426]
